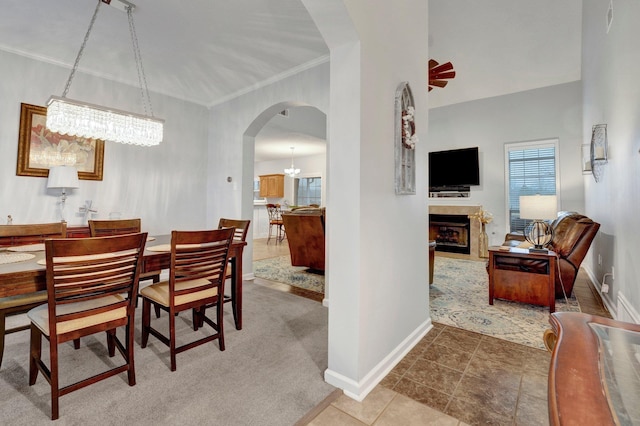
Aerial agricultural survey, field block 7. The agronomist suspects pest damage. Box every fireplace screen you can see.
[429,214,471,255]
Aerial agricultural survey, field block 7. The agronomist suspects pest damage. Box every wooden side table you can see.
[488,246,557,312]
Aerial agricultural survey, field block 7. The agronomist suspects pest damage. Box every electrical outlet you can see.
[602,284,609,293]
[611,267,615,280]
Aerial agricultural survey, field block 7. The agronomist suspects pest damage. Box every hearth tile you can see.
[445,396,513,426]
[522,348,552,377]
[465,355,523,389]
[307,405,367,426]
[520,373,548,400]
[431,322,447,334]
[474,339,529,368]
[392,377,452,413]
[515,392,550,426]
[434,329,481,353]
[374,393,459,426]
[421,343,473,372]
[379,372,402,389]
[403,342,429,364]
[442,325,483,341]
[403,358,463,395]
[478,335,529,356]
[416,330,440,349]
[391,356,416,375]
[331,386,396,425]
[453,374,519,417]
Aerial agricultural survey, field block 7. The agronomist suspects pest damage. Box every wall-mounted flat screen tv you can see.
[428,147,480,191]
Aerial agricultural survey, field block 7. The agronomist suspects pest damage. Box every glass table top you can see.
[589,323,640,425]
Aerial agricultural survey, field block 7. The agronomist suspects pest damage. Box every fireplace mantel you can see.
[429,205,482,260]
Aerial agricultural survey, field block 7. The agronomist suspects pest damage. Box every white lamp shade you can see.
[47,165,79,189]
[519,195,557,220]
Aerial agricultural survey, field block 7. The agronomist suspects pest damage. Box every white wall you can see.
[0,50,210,235]
[206,63,330,276]
[582,0,640,322]
[303,0,430,400]
[428,81,584,248]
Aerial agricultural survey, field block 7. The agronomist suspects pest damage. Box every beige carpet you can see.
[0,283,334,425]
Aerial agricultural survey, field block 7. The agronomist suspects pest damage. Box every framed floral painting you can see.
[16,103,104,180]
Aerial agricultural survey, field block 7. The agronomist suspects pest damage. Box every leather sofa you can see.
[281,208,325,272]
[499,211,600,298]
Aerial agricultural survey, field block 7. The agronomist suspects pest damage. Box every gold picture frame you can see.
[16,103,104,180]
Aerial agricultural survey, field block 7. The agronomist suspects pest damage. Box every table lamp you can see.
[519,194,557,252]
[47,165,79,222]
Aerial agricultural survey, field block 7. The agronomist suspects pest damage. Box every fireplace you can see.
[429,205,482,260]
[429,214,470,254]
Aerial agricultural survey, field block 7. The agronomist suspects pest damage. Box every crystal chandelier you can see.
[46,0,164,147]
[284,147,300,177]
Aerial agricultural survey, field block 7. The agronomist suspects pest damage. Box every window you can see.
[294,177,321,206]
[504,139,559,233]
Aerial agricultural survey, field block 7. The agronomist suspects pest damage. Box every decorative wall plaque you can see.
[395,82,416,195]
[590,124,608,183]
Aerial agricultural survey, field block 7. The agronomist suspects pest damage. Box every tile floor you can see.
[251,240,612,425]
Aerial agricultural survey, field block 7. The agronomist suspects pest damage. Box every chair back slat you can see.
[0,222,67,247]
[169,229,234,304]
[88,219,142,237]
[218,218,251,241]
[44,233,147,339]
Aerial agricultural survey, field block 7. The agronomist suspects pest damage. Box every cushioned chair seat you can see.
[27,295,126,336]
[139,278,218,307]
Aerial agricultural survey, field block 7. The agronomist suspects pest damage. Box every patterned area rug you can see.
[253,255,579,350]
[430,256,581,350]
[253,255,324,294]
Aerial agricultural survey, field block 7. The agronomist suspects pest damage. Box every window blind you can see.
[506,144,557,232]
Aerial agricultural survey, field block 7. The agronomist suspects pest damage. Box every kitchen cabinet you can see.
[259,174,284,198]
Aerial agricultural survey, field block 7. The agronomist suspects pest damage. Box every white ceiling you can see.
[0,0,328,107]
[0,0,582,159]
[254,106,326,162]
[427,0,582,109]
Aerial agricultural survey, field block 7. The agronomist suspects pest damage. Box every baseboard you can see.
[582,265,617,317]
[617,292,640,324]
[244,272,255,281]
[323,317,432,401]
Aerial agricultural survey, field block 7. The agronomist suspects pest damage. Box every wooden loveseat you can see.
[281,208,325,272]
[499,211,600,298]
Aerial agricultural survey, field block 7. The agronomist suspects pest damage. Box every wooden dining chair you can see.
[139,228,234,371]
[88,218,141,236]
[194,218,250,328]
[27,232,147,420]
[266,203,285,244]
[89,219,161,316]
[0,222,67,369]
[218,218,251,243]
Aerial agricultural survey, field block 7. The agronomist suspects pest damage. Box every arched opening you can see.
[242,101,327,302]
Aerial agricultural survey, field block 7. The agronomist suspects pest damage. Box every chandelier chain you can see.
[127,5,154,117]
[61,0,102,98]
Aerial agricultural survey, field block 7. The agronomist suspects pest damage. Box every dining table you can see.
[0,234,247,330]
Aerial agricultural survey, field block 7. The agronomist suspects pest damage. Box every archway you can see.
[242,102,327,296]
